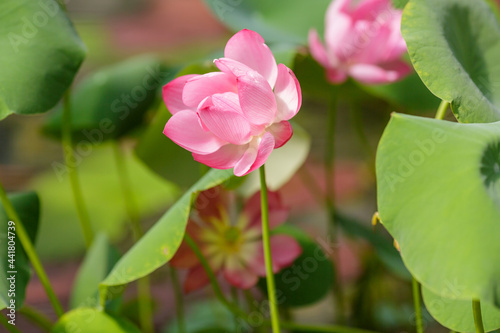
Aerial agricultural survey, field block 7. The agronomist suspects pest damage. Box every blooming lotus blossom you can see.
[163,29,301,176]
[170,187,302,292]
[309,0,411,84]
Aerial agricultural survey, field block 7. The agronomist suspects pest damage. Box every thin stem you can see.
[19,306,53,332]
[325,88,345,323]
[112,143,143,239]
[435,100,450,120]
[112,143,153,333]
[0,182,64,317]
[259,166,281,333]
[137,276,153,333]
[472,299,485,333]
[0,315,21,333]
[169,266,186,333]
[349,99,375,162]
[185,232,385,333]
[62,90,93,248]
[412,277,423,333]
[183,233,242,315]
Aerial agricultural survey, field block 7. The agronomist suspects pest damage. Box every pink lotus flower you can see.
[163,29,302,176]
[170,187,302,292]
[309,0,411,84]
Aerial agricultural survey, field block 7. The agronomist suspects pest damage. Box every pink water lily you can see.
[170,187,302,292]
[309,0,411,84]
[163,29,302,176]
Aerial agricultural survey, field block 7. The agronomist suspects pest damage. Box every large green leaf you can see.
[43,55,172,141]
[99,169,234,306]
[203,0,330,44]
[0,192,40,311]
[70,233,121,309]
[402,0,500,123]
[376,113,500,308]
[422,286,500,332]
[0,0,85,120]
[259,225,334,307]
[52,308,140,333]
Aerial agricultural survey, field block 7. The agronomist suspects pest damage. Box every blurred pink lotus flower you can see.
[309,0,411,84]
[170,187,302,292]
[163,29,302,176]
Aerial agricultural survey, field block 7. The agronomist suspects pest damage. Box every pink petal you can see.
[216,58,277,125]
[194,186,227,220]
[182,72,237,108]
[353,0,391,21]
[267,121,293,149]
[308,29,330,68]
[250,235,302,276]
[193,143,247,170]
[163,110,226,154]
[273,64,302,122]
[184,265,212,293]
[245,132,276,175]
[223,264,259,289]
[224,29,278,88]
[233,132,275,177]
[269,235,302,269]
[350,13,404,65]
[198,94,252,145]
[325,0,352,62]
[326,68,348,84]
[384,13,407,62]
[348,60,412,84]
[233,146,258,177]
[163,74,198,114]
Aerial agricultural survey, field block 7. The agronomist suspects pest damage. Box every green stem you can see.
[112,143,153,333]
[62,90,93,248]
[259,166,281,333]
[19,306,53,332]
[412,277,423,333]
[472,299,485,333]
[137,276,153,333]
[183,234,242,315]
[188,222,386,333]
[185,232,385,333]
[169,267,186,333]
[0,182,64,318]
[112,143,143,239]
[349,99,375,162]
[435,100,450,120]
[0,315,21,333]
[325,88,345,323]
